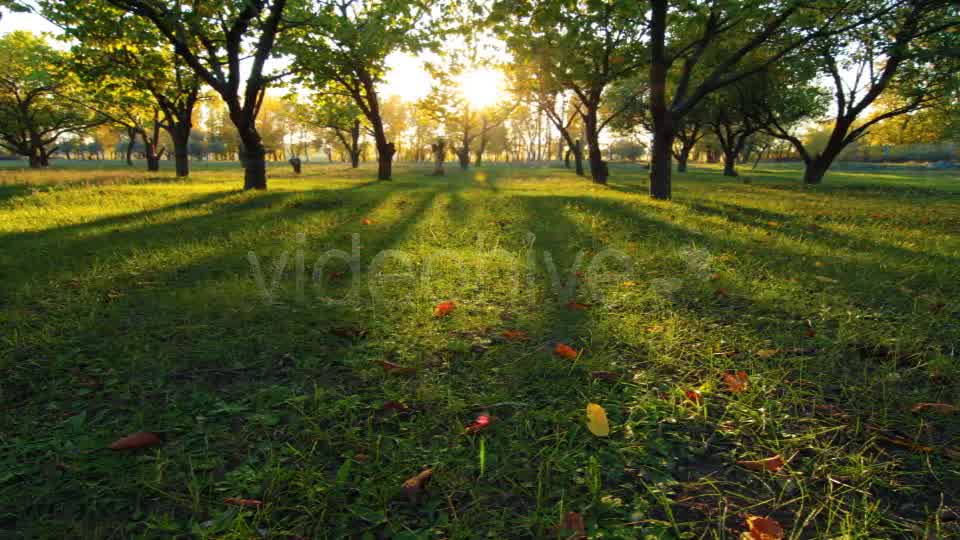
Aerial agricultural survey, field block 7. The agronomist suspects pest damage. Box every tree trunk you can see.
[648,0,672,199]
[803,156,832,185]
[171,128,190,177]
[722,151,738,177]
[572,140,584,176]
[583,106,607,184]
[676,144,691,173]
[456,147,470,170]
[431,140,445,176]
[125,128,136,166]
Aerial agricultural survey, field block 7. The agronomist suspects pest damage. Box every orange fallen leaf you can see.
[723,370,749,393]
[465,413,493,434]
[433,300,456,317]
[911,402,958,414]
[502,329,529,341]
[557,511,587,539]
[108,431,162,450]
[374,360,417,375]
[736,454,785,472]
[224,498,263,509]
[554,343,579,359]
[361,218,374,225]
[646,324,664,333]
[565,300,591,311]
[402,468,433,503]
[684,389,703,404]
[589,370,620,381]
[708,273,721,281]
[745,515,784,540]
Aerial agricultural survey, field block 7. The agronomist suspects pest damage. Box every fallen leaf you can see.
[402,468,433,503]
[814,275,838,284]
[465,413,493,434]
[224,498,263,509]
[353,453,370,462]
[586,403,610,436]
[554,343,579,359]
[736,454,785,472]
[374,360,416,375]
[433,300,456,317]
[646,324,664,333]
[361,218,374,225]
[108,432,162,450]
[589,370,620,381]
[755,348,781,359]
[745,515,784,540]
[911,402,958,414]
[714,288,730,297]
[684,389,702,404]
[723,371,749,393]
[622,281,637,287]
[874,432,935,454]
[502,329,529,341]
[557,511,587,540]
[805,328,817,338]
[381,401,412,413]
[708,273,721,281]
[565,300,591,311]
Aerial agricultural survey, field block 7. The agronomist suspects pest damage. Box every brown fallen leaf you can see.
[684,389,702,404]
[361,218,374,225]
[565,300,591,311]
[714,288,730,297]
[108,431,163,450]
[736,454,785,472]
[590,371,621,381]
[911,402,958,414]
[745,515,784,540]
[557,511,587,540]
[723,371,749,393]
[374,360,416,375]
[402,468,433,503]
[381,401,412,413]
[353,453,370,463]
[502,329,529,341]
[224,498,263,509]
[708,273,721,281]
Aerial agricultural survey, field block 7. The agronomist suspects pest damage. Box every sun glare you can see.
[456,68,507,109]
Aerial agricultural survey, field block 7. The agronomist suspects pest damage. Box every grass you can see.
[1,159,958,539]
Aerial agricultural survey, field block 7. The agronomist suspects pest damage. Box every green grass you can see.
[1,160,958,539]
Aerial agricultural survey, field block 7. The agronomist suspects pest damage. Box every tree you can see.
[645,0,900,198]
[103,0,293,189]
[297,91,365,167]
[493,0,646,184]
[285,0,441,180]
[761,0,959,183]
[0,32,102,167]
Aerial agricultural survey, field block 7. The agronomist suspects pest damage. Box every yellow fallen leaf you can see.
[586,403,609,437]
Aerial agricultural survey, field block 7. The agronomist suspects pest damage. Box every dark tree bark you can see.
[583,105,607,184]
[152,72,200,178]
[125,127,136,166]
[648,0,673,199]
[430,139,446,176]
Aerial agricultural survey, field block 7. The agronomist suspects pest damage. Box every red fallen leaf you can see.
[361,218,374,225]
[575,271,585,278]
[553,343,579,359]
[723,370,749,393]
[911,402,958,414]
[465,413,493,434]
[685,389,702,404]
[353,453,370,462]
[565,300,591,311]
[433,300,455,317]
[402,468,433,503]
[745,515,784,540]
[557,511,587,539]
[381,401,412,413]
[590,371,620,381]
[805,328,817,338]
[108,431,162,450]
[502,329,529,341]
[374,360,416,375]
[224,498,263,509]
[737,454,785,472]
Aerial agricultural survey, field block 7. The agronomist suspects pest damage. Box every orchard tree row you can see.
[0,0,957,199]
